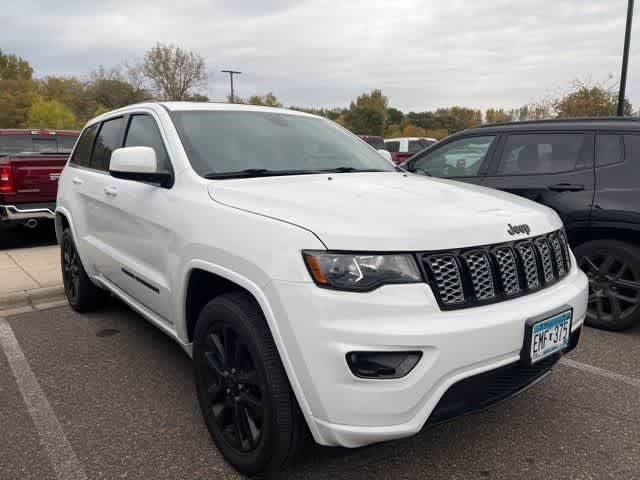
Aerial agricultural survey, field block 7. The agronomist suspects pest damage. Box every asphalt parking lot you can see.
[1,302,639,480]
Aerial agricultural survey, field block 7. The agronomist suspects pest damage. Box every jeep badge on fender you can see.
[507,223,531,236]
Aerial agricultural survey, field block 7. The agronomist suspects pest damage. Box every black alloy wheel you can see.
[62,234,80,302]
[576,240,640,331]
[197,322,265,452]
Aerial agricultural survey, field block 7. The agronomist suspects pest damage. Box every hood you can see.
[207,172,562,251]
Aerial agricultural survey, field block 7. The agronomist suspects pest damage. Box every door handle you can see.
[104,186,118,197]
[71,177,83,185]
[548,183,584,192]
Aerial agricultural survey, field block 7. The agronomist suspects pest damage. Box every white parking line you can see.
[0,318,87,480]
[560,358,640,389]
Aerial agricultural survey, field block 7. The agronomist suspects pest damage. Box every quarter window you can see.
[91,118,124,172]
[410,135,495,178]
[596,134,623,167]
[70,124,98,168]
[124,115,170,171]
[498,133,586,175]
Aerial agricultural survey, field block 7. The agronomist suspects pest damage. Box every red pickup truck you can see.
[0,129,79,231]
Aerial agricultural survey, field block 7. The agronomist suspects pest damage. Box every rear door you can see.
[405,134,498,186]
[483,131,595,233]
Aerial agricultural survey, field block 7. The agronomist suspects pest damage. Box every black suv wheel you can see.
[193,291,305,476]
[575,240,640,331]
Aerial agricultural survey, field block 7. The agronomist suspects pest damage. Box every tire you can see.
[574,239,640,331]
[60,229,108,312]
[193,291,306,476]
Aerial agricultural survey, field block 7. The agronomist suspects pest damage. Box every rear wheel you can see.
[575,240,640,331]
[60,229,108,312]
[193,291,305,476]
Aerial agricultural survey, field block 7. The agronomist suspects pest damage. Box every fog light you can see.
[346,351,422,379]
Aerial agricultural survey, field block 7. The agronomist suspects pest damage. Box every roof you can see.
[0,128,79,136]
[472,116,640,133]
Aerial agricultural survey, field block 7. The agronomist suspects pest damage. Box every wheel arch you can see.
[178,260,319,439]
[569,223,640,250]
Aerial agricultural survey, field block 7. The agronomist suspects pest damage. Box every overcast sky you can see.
[2,0,637,112]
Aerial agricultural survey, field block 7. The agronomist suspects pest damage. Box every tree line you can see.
[0,44,634,138]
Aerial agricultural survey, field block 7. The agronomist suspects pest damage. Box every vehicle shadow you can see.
[0,222,57,250]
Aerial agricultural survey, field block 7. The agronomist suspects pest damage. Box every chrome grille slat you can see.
[427,255,464,305]
[422,229,570,309]
[463,251,495,300]
[535,238,554,283]
[493,246,520,296]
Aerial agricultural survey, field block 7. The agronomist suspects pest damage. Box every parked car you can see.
[56,103,587,475]
[0,129,79,232]
[385,136,437,164]
[357,134,393,162]
[403,117,640,331]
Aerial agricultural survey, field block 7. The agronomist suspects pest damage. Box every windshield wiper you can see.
[204,168,321,179]
[316,167,389,173]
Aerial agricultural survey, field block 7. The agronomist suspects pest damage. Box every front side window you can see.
[498,133,585,175]
[410,135,495,178]
[596,134,623,167]
[124,115,171,171]
[70,125,99,168]
[170,111,396,176]
[91,118,124,171]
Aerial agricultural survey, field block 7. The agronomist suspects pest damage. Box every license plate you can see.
[525,309,572,364]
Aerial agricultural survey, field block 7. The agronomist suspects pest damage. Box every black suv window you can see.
[124,115,170,171]
[385,141,400,152]
[70,125,99,168]
[91,117,124,172]
[409,139,434,153]
[411,135,495,177]
[596,134,624,167]
[498,133,585,175]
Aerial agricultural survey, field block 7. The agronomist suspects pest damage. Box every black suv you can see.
[404,118,640,331]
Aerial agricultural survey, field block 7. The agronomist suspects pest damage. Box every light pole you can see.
[618,0,634,116]
[221,70,242,103]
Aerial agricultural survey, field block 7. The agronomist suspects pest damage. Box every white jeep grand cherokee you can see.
[56,102,588,475]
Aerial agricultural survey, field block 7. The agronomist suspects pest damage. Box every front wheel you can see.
[575,240,640,331]
[193,291,306,476]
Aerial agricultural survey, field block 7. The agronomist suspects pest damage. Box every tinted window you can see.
[362,137,385,150]
[385,141,400,152]
[498,133,585,175]
[595,134,623,167]
[70,125,98,168]
[124,115,170,170]
[408,139,435,153]
[0,134,79,154]
[171,111,395,175]
[411,135,495,178]
[624,134,640,163]
[91,118,124,171]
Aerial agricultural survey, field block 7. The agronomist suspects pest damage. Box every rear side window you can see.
[124,115,170,171]
[385,141,400,152]
[497,133,585,175]
[70,125,99,168]
[91,117,124,171]
[596,134,623,167]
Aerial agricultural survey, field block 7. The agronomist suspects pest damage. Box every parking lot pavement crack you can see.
[6,251,43,287]
[0,317,88,480]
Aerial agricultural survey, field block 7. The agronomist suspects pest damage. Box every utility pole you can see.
[618,0,634,116]
[221,70,242,103]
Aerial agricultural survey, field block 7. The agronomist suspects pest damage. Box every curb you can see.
[0,285,65,312]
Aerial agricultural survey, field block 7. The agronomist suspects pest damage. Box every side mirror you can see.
[109,146,172,187]
[377,149,393,163]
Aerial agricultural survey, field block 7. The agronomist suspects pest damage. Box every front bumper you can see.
[266,263,588,448]
[0,203,56,223]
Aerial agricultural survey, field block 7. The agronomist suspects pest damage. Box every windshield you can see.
[0,134,78,154]
[170,111,396,176]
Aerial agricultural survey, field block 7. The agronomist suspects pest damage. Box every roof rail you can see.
[476,116,640,128]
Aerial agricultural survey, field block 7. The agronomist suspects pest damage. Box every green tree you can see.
[87,66,152,112]
[554,80,632,117]
[342,89,388,136]
[142,43,206,101]
[0,49,37,127]
[485,108,513,124]
[247,92,283,107]
[26,99,78,129]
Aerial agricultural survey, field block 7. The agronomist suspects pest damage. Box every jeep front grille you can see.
[421,229,571,310]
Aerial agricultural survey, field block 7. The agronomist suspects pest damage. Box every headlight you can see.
[302,251,422,291]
